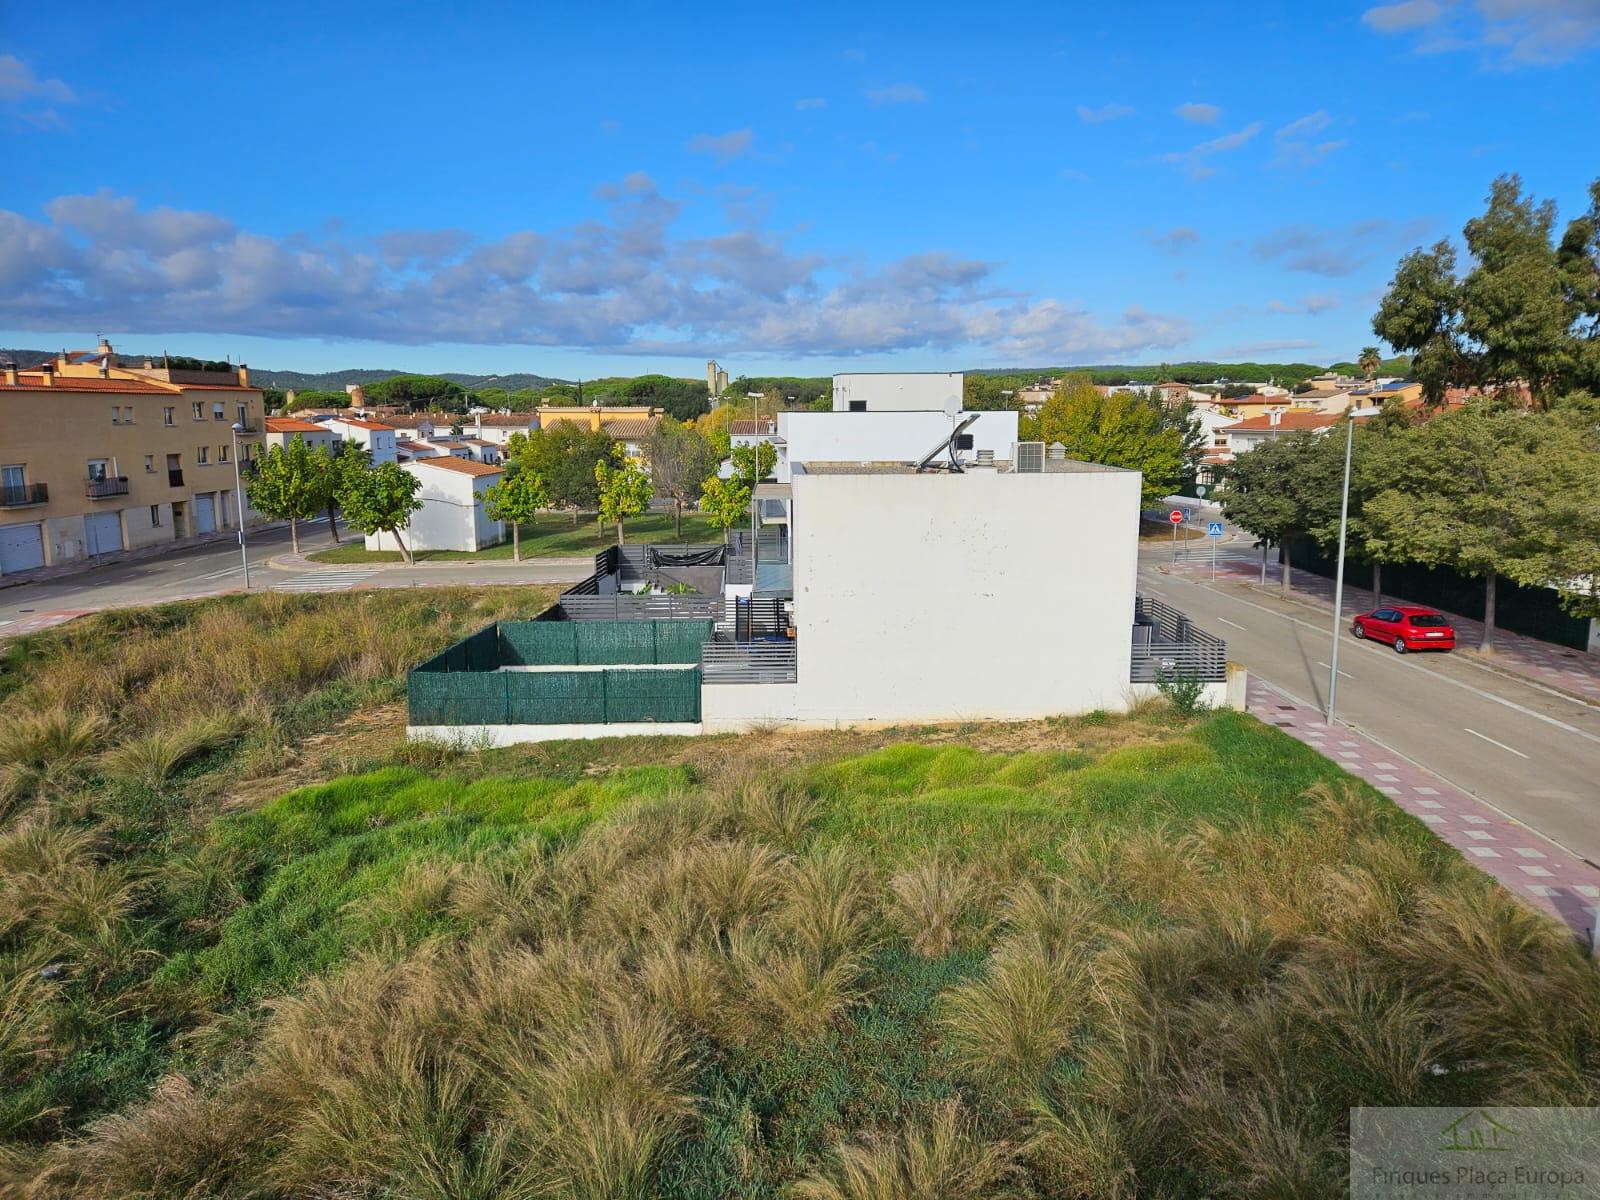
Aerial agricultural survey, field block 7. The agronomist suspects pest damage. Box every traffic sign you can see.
[1181,507,1193,522]
[1206,521,1224,539]
[1168,509,1184,524]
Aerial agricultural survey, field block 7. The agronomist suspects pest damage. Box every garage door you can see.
[0,522,45,574]
[195,494,216,535]
[85,511,123,557]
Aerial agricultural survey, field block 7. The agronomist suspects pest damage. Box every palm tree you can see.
[1358,345,1382,383]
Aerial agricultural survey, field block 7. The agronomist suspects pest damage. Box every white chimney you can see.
[1269,409,1282,427]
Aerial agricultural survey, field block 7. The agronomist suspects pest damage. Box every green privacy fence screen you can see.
[409,620,708,726]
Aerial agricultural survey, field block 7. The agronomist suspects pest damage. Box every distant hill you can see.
[0,350,569,394]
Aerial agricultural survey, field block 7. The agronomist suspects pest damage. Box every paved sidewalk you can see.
[1173,555,1600,705]
[1247,677,1600,942]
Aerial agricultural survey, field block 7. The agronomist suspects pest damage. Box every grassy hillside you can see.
[1,592,1595,1197]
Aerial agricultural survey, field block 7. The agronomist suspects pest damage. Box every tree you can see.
[594,447,654,544]
[482,468,549,562]
[244,438,331,554]
[285,389,350,411]
[340,460,423,563]
[1358,346,1382,383]
[1373,174,1600,406]
[506,423,613,523]
[644,418,719,537]
[362,375,467,412]
[1031,376,1184,506]
[1221,430,1344,598]
[1361,405,1551,652]
[729,439,777,487]
[699,475,750,543]
[621,374,712,421]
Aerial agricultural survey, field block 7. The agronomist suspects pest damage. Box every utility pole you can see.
[1325,415,1355,724]
[231,423,251,589]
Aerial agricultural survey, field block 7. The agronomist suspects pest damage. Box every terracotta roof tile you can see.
[265,417,329,433]
[412,457,503,477]
[328,418,396,432]
[1225,412,1339,432]
[0,373,174,394]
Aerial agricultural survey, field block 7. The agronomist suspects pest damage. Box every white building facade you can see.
[366,457,505,553]
[832,372,963,414]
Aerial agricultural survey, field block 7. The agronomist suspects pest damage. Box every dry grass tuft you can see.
[942,951,1081,1096]
[790,1100,1020,1200]
[886,859,981,958]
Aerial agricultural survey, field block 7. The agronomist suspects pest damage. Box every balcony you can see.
[1130,595,1227,683]
[168,469,184,488]
[85,476,130,500]
[0,482,47,508]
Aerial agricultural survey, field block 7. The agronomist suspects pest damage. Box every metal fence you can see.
[559,594,722,621]
[701,635,797,684]
[1130,595,1227,682]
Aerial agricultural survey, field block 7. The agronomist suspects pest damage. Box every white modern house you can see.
[367,457,505,553]
[323,417,399,464]
[263,417,340,454]
[831,371,963,414]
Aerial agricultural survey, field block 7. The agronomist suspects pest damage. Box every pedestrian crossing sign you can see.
[1206,521,1224,539]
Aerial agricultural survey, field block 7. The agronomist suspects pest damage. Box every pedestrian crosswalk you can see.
[270,569,381,593]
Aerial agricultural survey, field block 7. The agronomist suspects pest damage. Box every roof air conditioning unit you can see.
[1014,441,1045,473]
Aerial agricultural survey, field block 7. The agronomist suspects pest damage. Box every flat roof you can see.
[795,457,1131,475]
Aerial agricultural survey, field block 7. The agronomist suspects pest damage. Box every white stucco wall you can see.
[775,411,1019,481]
[366,465,505,552]
[783,467,1142,722]
[832,373,963,414]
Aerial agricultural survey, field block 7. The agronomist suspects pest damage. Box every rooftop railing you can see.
[1130,595,1227,682]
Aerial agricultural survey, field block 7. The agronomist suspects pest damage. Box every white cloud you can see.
[1149,227,1200,252]
[0,181,1194,361]
[1174,101,1222,124]
[1161,122,1263,179]
[1362,0,1447,32]
[1271,110,1347,168]
[0,55,76,103]
[1076,102,1134,123]
[686,128,754,163]
[867,82,927,105]
[794,96,827,110]
[1252,217,1433,276]
[1266,293,1341,315]
[1362,0,1600,66]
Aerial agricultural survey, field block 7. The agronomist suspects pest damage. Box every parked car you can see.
[1351,605,1456,654]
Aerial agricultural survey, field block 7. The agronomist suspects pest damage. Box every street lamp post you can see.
[231,422,251,589]
[1325,414,1355,724]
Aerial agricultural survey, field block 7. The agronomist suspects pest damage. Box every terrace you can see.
[1131,594,1227,683]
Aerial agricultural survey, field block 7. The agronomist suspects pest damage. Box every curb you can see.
[269,553,593,573]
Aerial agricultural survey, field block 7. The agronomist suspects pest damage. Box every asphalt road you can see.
[1141,541,1600,869]
[0,521,587,629]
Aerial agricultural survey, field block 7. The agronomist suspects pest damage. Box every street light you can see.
[230,422,251,589]
[1325,413,1355,724]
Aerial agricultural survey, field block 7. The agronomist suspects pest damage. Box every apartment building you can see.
[0,345,265,577]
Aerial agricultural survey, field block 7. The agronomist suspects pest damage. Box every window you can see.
[1408,613,1448,628]
[237,403,247,425]
[848,400,867,412]
[219,444,229,464]
[212,403,225,421]
[197,446,209,465]
[144,455,155,473]
[87,458,109,482]
[123,406,134,424]
[192,401,203,420]
[150,505,162,527]
[164,406,175,426]
[111,406,121,425]
[1,465,24,493]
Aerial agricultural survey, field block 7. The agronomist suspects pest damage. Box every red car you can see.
[1352,605,1456,654]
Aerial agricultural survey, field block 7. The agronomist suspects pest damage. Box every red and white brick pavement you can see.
[1247,677,1600,943]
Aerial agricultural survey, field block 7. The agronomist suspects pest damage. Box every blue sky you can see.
[3,0,1598,379]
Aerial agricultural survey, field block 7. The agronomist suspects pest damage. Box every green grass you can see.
[308,510,727,562]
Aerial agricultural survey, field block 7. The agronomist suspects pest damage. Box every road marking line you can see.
[1217,617,1247,631]
[1463,728,1530,759]
[1316,661,1354,680]
[1154,571,1600,748]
